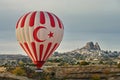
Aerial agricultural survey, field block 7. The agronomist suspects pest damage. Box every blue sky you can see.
[0,0,120,54]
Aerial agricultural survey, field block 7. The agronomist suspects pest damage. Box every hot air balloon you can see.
[16,11,64,71]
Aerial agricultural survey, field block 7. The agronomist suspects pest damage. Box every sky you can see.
[0,0,120,54]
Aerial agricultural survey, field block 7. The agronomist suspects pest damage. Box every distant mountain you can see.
[0,54,28,60]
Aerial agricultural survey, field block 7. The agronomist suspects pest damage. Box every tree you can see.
[117,63,120,68]
[99,60,103,64]
[80,61,89,65]
[18,60,24,67]
[12,67,26,76]
[91,74,100,80]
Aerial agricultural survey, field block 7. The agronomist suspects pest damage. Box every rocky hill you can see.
[71,42,120,60]
[53,42,120,64]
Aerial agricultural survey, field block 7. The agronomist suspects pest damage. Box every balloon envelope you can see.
[16,11,64,69]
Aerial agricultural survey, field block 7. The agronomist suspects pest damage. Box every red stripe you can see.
[29,11,37,27]
[44,43,59,61]
[23,42,35,61]
[42,42,52,61]
[39,44,44,61]
[31,42,38,61]
[19,43,28,54]
[21,13,30,28]
[16,16,22,29]
[20,43,34,61]
[47,12,55,27]
[40,11,45,24]
[45,43,59,60]
[54,14,63,29]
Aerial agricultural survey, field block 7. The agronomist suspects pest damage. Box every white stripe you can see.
[34,11,40,61]
[16,15,34,62]
[27,12,37,61]
[23,13,36,61]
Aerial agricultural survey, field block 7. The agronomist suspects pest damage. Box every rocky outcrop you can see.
[81,42,101,50]
[94,42,101,50]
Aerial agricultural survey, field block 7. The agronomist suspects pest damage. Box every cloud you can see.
[1,0,120,15]
[0,0,120,53]
[63,14,120,34]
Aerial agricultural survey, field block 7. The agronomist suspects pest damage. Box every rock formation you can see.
[94,42,101,50]
[82,42,101,50]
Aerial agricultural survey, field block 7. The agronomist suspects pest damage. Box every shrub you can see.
[12,67,26,76]
[91,74,100,80]
[117,63,120,68]
[80,61,89,65]
[103,69,110,75]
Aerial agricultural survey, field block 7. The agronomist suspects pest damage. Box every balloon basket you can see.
[35,69,43,72]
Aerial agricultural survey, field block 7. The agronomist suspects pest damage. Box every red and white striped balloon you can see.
[16,11,64,69]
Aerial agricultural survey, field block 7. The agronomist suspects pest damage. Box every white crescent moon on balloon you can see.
[33,26,47,42]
